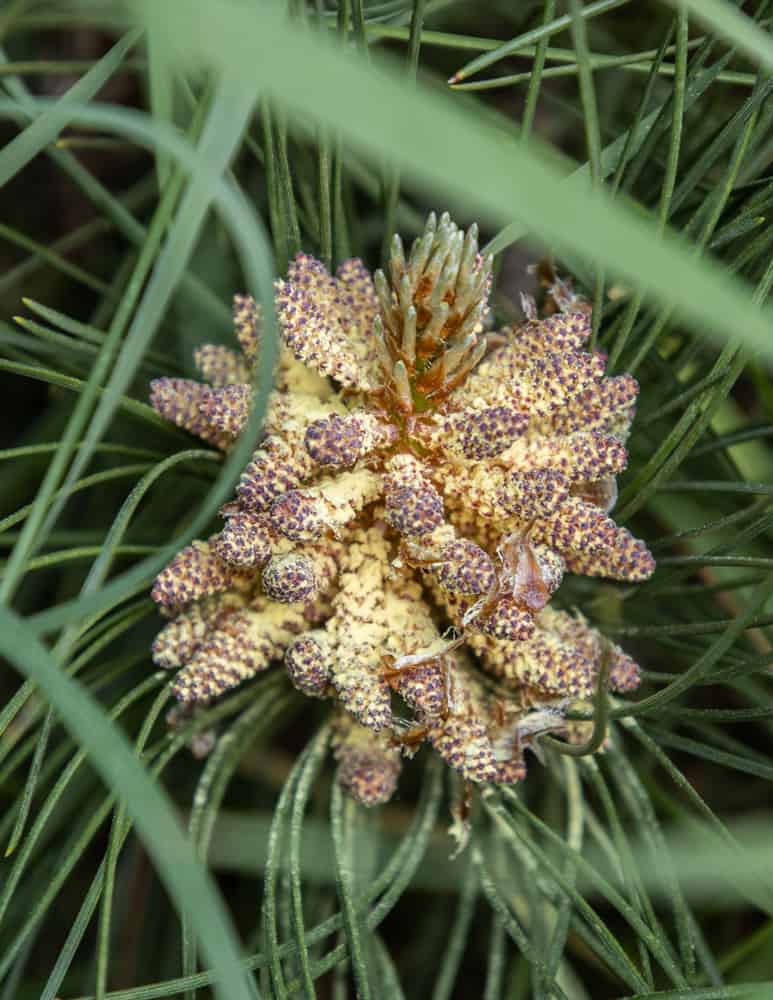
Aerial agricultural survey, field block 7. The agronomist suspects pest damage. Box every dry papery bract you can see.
[149,212,653,806]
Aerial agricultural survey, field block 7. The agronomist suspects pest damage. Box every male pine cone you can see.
[149,212,654,805]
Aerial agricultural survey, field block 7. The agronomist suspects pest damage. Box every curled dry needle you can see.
[149,212,654,805]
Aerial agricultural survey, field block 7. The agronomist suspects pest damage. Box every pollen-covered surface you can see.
[305,412,396,469]
[332,713,402,807]
[270,470,382,542]
[171,599,308,703]
[213,506,274,567]
[150,540,251,615]
[149,379,232,450]
[275,254,380,390]
[149,211,654,805]
[261,552,318,604]
[323,525,394,732]
[435,539,496,597]
[424,655,529,785]
[285,631,333,698]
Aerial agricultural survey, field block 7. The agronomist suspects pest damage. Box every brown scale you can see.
[486,690,563,760]
[536,258,592,318]
[376,666,434,753]
[392,723,430,750]
[392,518,551,635]
[427,349,489,400]
[414,341,486,401]
[458,526,551,633]
[455,779,474,825]
[364,354,490,453]
[380,648,460,749]
[499,530,552,613]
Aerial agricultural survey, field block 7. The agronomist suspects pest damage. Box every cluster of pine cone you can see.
[149,213,654,805]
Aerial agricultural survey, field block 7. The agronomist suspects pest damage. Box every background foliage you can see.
[1,1,773,997]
